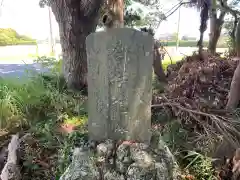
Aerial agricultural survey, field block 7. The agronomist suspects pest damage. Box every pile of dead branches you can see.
[153,53,240,149]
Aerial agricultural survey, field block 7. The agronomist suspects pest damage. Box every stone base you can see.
[60,138,180,180]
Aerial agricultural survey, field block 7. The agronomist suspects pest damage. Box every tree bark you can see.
[208,29,221,54]
[208,6,225,55]
[0,134,21,180]
[153,44,166,83]
[102,0,124,28]
[50,0,104,90]
[236,19,240,57]
[230,16,238,56]
[198,2,209,60]
[226,62,240,109]
[226,19,240,110]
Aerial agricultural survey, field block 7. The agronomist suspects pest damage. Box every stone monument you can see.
[59,28,180,180]
[86,28,154,143]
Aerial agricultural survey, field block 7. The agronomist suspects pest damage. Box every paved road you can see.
[0,60,49,78]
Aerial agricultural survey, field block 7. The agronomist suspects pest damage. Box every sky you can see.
[0,0,210,40]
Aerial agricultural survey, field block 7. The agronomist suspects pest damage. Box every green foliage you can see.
[0,57,82,130]
[34,56,63,75]
[160,121,218,179]
[29,117,88,178]
[183,151,217,180]
[0,28,36,46]
[0,57,88,179]
[161,121,189,151]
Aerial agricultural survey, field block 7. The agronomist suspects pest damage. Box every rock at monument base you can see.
[104,171,125,180]
[59,148,99,180]
[59,138,180,180]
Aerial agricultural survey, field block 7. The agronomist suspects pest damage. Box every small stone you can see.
[97,143,108,156]
[104,170,125,180]
[59,148,99,180]
[116,143,130,161]
[109,158,114,166]
[96,140,114,158]
[126,163,156,180]
[116,160,129,174]
[123,156,132,164]
[97,156,106,164]
[133,151,154,169]
[137,143,149,150]
[155,162,169,180]
[88,140,97,149]
[130,146,154,169]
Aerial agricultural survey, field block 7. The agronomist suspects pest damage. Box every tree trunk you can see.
[208,29,221,54]
[208,4,225,55]
[198,2,209,60]
[153,44,166,83]
[229,16,238,56]
[226,20,240,110]
[208,0,217,54]
[102,0,124,28]
[226,62,240,109]
[50,0,104,90]
[236,20,240,57]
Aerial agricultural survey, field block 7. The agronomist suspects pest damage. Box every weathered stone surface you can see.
[130,149,154,168]
[116,160,129,173]
[59,148,99,180]
[86,28,154,143]
[104,170,125,180]
[116,143,130,161]
[126,163,157,180]
[96,139,114,158]
[60,139,180,180]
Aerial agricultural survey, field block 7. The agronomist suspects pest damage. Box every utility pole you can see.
[0,0,4,17]
[176,6,181,51]
[48,6,55,56]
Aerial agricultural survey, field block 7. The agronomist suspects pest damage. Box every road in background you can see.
[0,44,228,77]
[0,59,49,78]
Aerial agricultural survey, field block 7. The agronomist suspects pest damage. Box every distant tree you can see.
[0,28,36,46]
[224,16,239,55]
[171,32,178,41]
[181,36,197,41]
[222,0,240,55]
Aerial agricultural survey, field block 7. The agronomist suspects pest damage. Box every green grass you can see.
[166,40,227,48]
[0,68,88,179]
[162,55,183,69]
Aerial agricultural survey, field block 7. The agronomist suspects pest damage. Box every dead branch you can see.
[156,1,191,29]
[0,134,21,180]
[152,100,240,148]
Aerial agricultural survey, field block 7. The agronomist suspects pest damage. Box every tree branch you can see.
[156,1,191,29]
[165,1,191,19]
[216,11,226,26]
[218,0,240,17]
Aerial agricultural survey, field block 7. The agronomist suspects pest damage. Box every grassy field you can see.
[0,43,228,62]
[166,40,227,48]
